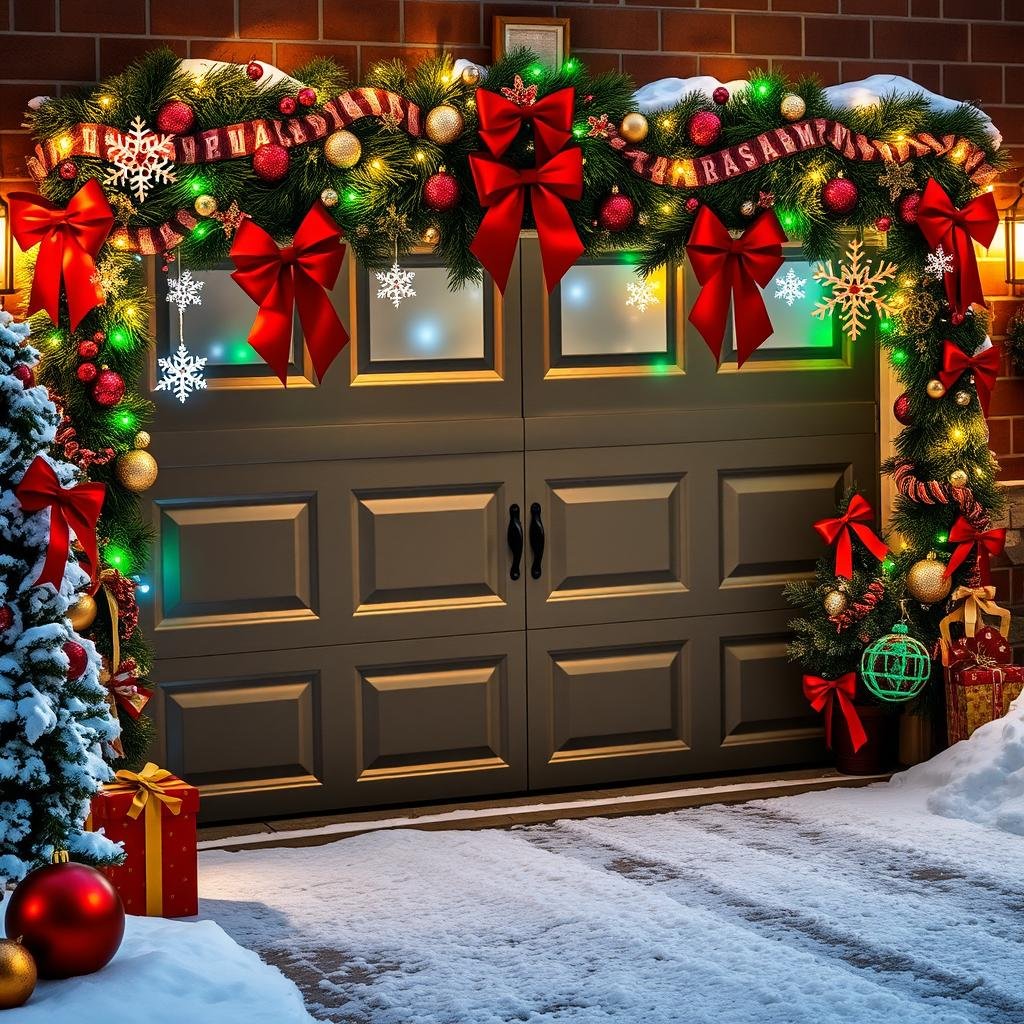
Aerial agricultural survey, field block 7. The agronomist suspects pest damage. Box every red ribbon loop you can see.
[9,180,114,330]
[939,339,1000,416]
[813,494,888,579]
[802,673,867,752]
[476,87,575,161]
[917,180,998,317]
[469,147,585,294]
[944,515,1006,586]
[685,207,787,366]
[14,456,106,589]
[230,202,348,385]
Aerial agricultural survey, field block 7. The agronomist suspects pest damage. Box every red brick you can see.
[942,64,1003,105]
[622,53,699,83]
[772,59,841,86]
[700,0,767,8]
[151,0,235,37]
[874,20,967,62]
[989,417,1012,455]
[997,456,1024,482]
[189,40,274,64]
[973,24,1024,64]
[736,15,801,56]
[62,0,145,34]
[240,0,318,40]
[805,16,870,57]
[325,1,401,42]
[1013,418,1024,455]
[700,56,762,82]
[555,6,658,51]
[276,43,359,76]
[485,4,558,25]
[986,106,1024,149]
[840,59,909,80]
[842,0,907,12]
[572,50,621,75]
[2,35,95,80]
[910,63,941,93]
[0,134,34,181]
[0,85,54,130]
[663,12,732,54]
[14,0,54,31]
[989,378,1024,418]
[945,0,1002,18]
[404,2,481,45]
[774,0,836,9]
[100,37,187,78]
[910,0,939,16]
[359,45,490,77]
[624,0,695,5]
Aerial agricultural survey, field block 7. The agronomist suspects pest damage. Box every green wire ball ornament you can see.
[859,623,931,703]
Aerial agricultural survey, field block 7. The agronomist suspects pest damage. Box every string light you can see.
[48,331,62,348]
[752,79,772,99]
[113,409,137,431]
[98,94,114,110]
[950,426,965,443]
[108,326,130,349]
[371,159,384,171]
[882,557,896,573]
[879,319,895,335]
[103,544,132,572]
[57,135,73,154]
[414,150,426,162]
[660,117,674,131]
[889,347,907,364]
[936,532,949,544]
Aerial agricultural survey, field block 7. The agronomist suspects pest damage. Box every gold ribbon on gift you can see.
[939,585,1011,666]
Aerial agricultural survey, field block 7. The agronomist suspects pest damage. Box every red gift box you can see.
[87,763,199,918]
[943,626,1024,743]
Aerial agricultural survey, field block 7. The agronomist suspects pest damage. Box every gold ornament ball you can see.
[949,469,969,488]
[133,430,151,450]
[68,592,98,631]
[324,130,362,169]
[425,104,464,145]
[906,554,952,604]
[780,94,806,121]
[740,200,757,217]
[116,448,159,493]
[955,390,971,407]
[0,939,36,1010]
[421,225,440,246]
[619,112,649,144]
[823,589,848,617]
[461,65,481,87]
[926,379,947,400]
[193,194,218,217]
[320,187,339,208]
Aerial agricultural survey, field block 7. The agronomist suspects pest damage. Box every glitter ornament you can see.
[619,112,649,143]
[320,187,339,208]
[712,87,729,105]
[822,177,858,214]
[875,216,892,232]
[91,367,125,406]
[76,362,98,383]
[93,330,106,344]
[823,589,848,617]
[246,60,264,81]
[685,197,700,213]
[116,446,159,493]
[0,605,11,633]
[421,225,441,246]
[860,623,930,703]
[12,364,34,388]
[687,111,721,147]
[253,143,290,182]
[155,99,194,135]
[949,469,969,488]
[955,390,972,407]
[906,553,952,604]
[598,189,636,232]
[67,593,98,631]
[64,641,88,680]
[926,378,947,399]
[893,392,913,425]
[193,194,218,217]
[740,200,757,217]
[58,160,77,180]
[951,311,966,326]
[278,95,297,116]
[461,65,481,86]
[324,130,361,168]
[425,104,464,144]
[0,939,36,1009]
[899,190,922,225]
[423,171,460,212]
[298,87,317,107]
[77,339,99,360]
[780,93,806,121]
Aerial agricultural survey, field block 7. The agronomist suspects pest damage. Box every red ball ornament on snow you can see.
[91,367,125,407]
[899,190,922,225]
[712,86,730,105]
[598,191,636,232]
[63,641,88,680]
[58,160,78,181]
[12,364,34,388]
[5,863,124,980]
[874,216,892,232]
[77,339,99,360]
[822,177,858,215]
[0,604,12,633]
[253,143,290,182]
[155,99,195,135]
[246,59,264,81]
[893,392,913,426]
[278,95,298,116]
[423,171,460,212]
[688,111,721,148]
[76,362,98,383]
[298,87,317,107]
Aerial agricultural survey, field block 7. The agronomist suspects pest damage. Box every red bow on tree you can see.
[476,87,575,161]
[9,179,114,330]
[14,456,106,589]
[230,202,348,385]
[939,339,1000,416]
[685,207,787,366]
[943,515,1006,585]
[802,673,867,751]
[917,179,999,317]
[813,494,888,579]
[469,147,584,294]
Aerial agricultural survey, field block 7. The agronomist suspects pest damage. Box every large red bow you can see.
[9,179,114,330]
[917,179,998,317]
[685,207,787,366]
[469,147,584,294]
[813,494,888,579]
[944,515,1006,585]
[802,673,867,752]
[230,202,348,385]
[476,87,574,161]
[15,456,106,589]
[939,339,1000,417]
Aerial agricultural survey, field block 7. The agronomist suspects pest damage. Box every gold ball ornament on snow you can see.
[461,65,482,87]
[324,130,362,169]
[906,553,953,604]
[116,445,159,493]
[780,94,806,121]
[926,378,947,400]
[949,469,969,488]
[193,194,218,217]
[0,939,36,1010]
[67,592,98,632]
[425,104,464,145]
[823,589,848,617]
[619,112,649,144]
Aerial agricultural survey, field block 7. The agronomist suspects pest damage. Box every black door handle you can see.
[529,502,545,579]
[507,504,523,581]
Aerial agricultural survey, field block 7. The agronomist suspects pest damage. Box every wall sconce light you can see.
[1004,178,1024,295]
[0,196,15,306]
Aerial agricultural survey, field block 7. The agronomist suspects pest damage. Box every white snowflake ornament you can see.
[626,279,660,314]
[773,267,807,307]
[104,115,177,202]
[924,245,954,280]
[376,261,416,308]
[811,240,898,341]
[166,269,204,311]
[155,342,208,404]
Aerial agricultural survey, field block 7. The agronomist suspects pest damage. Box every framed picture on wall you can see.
[492,16,570,69]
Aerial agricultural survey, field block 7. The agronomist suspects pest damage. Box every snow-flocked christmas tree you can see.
[0,312,121,881]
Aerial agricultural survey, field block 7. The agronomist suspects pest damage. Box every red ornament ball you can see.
[58,160,77,181]
[278,96,297,116]
[155,99,195,135]
[246,59,264,81]
[951,311,966,326]
[423,171,460,212]
[685,197,700,213]
[63,641,88,680]
[688,111,721,148]
[899,190,922,225]
[12,364,34,388]
[875,216,892,232]
[822,177,858,215]
[0,604,11,632]
[92,330,106,344]
[253,143,290,182]
[893,392,913,426]
[5,863,124,980]
[91,367,125,406]
[76,362,98,383]
[298,87,317,107]
[598,191,636,232]
[77,339,99,360]
[712,86,730,105]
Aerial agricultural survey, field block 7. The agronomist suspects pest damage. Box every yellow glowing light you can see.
[371,159,383,170]
[950,427,966,443]
[807,168,826,184]
[98,94,113,109]
[950,141,970,164]
[414,150,426,162]
[57,135,73,154]
[899,275,916,288]
[466,98,476,110]
[660,117,674,131]
[660,203,672,214]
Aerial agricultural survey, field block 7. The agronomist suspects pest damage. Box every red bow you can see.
[469,148,584,293]
[15,456,106,589]
[9,180,114,330]
[917,179,998,317]
[685,207,787,366]
[476,87,574,161]
[230,202,348,385]
[813,494,888,579]
[939,339,1000,416]
[802,673,867,752]
[944,515,1006,585]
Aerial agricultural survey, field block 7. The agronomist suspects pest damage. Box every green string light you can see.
[752,79,772,99]
[188,177,209,196]
[108,327,131,349]
[936,532,949,544]
[889,347,906,365]
[103,544,132,573]
[112,409,138,432]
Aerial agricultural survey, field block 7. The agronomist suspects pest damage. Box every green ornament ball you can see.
[859,623,931,703]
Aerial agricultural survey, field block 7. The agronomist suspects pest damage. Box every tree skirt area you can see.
[197,706,1024,1024]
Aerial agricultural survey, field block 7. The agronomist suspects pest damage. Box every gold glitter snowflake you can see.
[90,256,127,297]
[811,240,899,341]
[377,203,411,241]
[379,112,402,132]
[878,160,916,201]
[108,192,137,223]
[211,200,244,239]
[891,289,939,335]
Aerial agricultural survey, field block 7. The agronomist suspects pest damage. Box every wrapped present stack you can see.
[940,586,1024,744]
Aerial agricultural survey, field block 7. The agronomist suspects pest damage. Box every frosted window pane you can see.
[560,264,668,356]
[753,260,835,351]
[370,267,485,362]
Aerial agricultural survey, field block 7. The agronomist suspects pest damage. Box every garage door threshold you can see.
[197,767,891,852]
